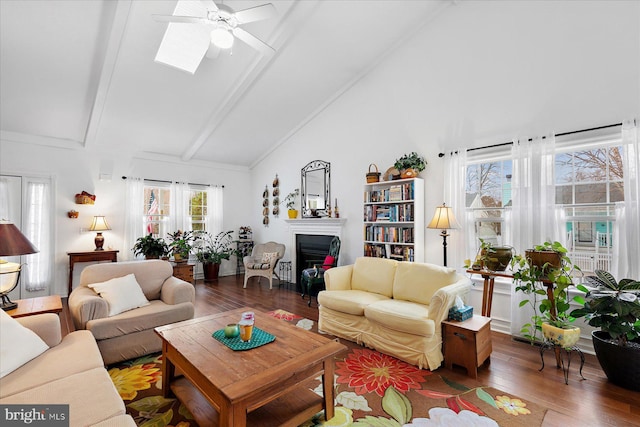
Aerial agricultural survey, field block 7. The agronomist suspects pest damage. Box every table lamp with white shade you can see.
[0,220,39,310]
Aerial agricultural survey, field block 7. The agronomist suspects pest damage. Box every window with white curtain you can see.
[0,174,53,295]
[463,125,624,274]
[124,179,223,261]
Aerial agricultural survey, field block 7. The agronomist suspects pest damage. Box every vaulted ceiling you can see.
[0,0,451,168]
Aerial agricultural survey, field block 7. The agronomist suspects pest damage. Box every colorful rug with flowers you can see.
[107,309,546,427]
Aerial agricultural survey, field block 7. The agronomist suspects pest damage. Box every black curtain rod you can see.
[121,176,223,188]
[438,122,623,158]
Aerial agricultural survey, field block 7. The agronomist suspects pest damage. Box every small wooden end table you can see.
[443,315,492,379]
[6,295,63,318]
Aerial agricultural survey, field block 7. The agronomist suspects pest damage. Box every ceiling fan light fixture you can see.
[210,28,234,49]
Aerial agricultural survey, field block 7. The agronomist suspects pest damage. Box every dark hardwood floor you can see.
[60,275,640,427]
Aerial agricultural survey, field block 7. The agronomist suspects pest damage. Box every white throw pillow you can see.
[88,273,150,317]
[0,309,49,378]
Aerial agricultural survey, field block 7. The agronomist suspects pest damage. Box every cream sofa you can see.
[0,313,136,426]
[318,257,472,370]
[69,260,195,365]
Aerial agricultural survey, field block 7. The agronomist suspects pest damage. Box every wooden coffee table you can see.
[154,307,346,427]
[6,295,63,318]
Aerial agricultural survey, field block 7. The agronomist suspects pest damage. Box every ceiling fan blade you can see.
[232,27,275,56]
[201,0,218,12]
[233,3,276,24]
[152,15,209,24]
[155,21,211,74]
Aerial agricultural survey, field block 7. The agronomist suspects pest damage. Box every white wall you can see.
[0,140,252,296]
[250,0,640,344]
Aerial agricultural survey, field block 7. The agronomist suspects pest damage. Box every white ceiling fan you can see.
[153,0,277,74]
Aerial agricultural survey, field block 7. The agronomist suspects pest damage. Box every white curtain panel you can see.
[24,179,52,292]
[443,149,470,271]
[612,120,640,279]
[124,177,145,261]
[509,134,560,336]
[170,182,191,233]
[206,186,224,237]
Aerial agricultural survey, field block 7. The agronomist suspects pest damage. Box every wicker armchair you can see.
[242,242,285,289]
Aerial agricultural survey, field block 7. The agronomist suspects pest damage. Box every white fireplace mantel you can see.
[285,218,347,283]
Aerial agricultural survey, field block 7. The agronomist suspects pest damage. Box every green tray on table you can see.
[212,327,275,351]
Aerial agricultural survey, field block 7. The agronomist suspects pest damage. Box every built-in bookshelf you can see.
[363,177,424,262]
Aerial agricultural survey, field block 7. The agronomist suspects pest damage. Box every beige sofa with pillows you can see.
[318,257,472,370]
[0,311,136,426]
[68,260,195,365]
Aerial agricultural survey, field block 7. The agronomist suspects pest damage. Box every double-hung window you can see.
[143,184,171,237]
[555,129,623,272]
[464,151,513,253]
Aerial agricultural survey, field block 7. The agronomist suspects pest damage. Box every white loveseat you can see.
[318,257,472,370]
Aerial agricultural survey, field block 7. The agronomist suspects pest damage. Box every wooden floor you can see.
[60,275,640,427]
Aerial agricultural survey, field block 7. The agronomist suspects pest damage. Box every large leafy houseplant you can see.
[195,230,236,264]
[195,230,236,281]
[570,270,640,390]
[510,241,582,343]
[132,234,168,259]
[571,270,640,345]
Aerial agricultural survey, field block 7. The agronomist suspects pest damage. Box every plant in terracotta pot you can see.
[281,188,300,219]
[194,230,236,281]
[570,270,640,391]
[132,234,168,259]
[510,241,582,346]
[394,152,427,179]
[166,230,194,262]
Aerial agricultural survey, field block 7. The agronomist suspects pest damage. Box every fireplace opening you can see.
[295,234,334,293]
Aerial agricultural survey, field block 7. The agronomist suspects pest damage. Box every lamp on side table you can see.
[0,220,39,310]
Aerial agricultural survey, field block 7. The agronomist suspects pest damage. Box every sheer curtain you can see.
[124,177,144,261]
[206,186,224,236]
[613,120,640,279]
[510,134,562,336]
[23,178,53,292]
[443,149,470,271]
[170,182,191,232]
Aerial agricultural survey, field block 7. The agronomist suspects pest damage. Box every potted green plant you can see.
[467,238,514,271]
[510,241,582,346]
[281,188,300,219]
[132,234,168,260]
[570,270,640,391]
[394,152,427,179]
[194,230,236,281]
[166,230,194,262]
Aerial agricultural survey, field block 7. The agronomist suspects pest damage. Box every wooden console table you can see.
[466,269,515,317]
[467,268,563,367]
[67,250,119,295]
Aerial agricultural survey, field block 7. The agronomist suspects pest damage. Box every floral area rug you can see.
[107,309,546,427]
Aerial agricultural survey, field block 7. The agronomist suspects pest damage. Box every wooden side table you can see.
[171,262,194,283]
[6,295,63,318]
[67,250,119,295]
[442,315,492,379]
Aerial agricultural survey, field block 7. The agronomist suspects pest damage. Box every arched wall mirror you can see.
[301,160,330,218]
